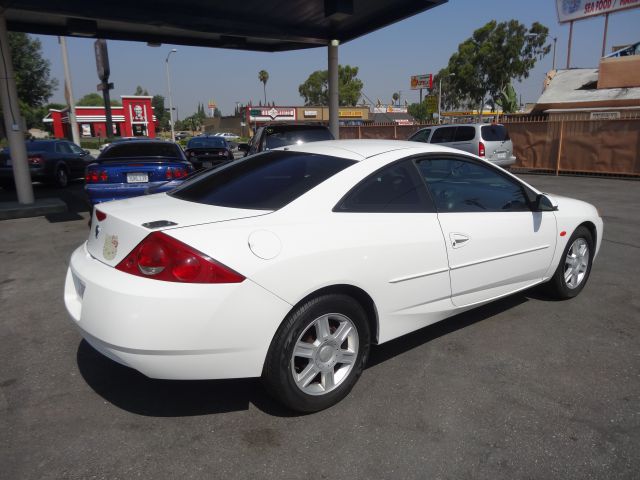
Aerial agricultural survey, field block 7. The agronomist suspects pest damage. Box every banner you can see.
[410,74,432,90]
[557,0,640,23]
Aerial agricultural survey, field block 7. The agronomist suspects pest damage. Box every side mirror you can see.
[238,143,250,153]
[533,193,558,212]
[83,149,91,155]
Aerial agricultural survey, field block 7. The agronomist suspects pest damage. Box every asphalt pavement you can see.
[0,174,638,479]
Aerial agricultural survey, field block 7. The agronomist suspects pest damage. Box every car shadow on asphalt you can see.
[76,292,533,418]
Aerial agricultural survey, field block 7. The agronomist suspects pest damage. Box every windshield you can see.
[264,127,333,150]
[187,137,227,149]
[99,142,180,160]
[481,125,510,142]
[171,150,355,210]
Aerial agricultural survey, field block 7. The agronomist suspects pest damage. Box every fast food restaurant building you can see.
[44,95,157,139]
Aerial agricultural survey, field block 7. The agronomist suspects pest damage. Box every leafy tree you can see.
[444,20,550,118]
[392,92,400,105]
[298,65,363,106]
[6,33,57,129]
[76,93,121,106]
[407,102,431,123]
[134,85,149,96]
[151,94,169,131]
[258,70,269,105]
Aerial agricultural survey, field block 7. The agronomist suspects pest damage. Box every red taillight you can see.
[85,170,107,183]
[99,171,108,181]
[115,232,245,284]
[28,155,44,166]
[166,168,174,180]
[95,210,107,221]
[478,141,485,157]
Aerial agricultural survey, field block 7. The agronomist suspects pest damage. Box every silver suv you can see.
[408,123,516,167]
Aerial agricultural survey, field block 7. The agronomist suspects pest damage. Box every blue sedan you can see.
[85,140,193,205]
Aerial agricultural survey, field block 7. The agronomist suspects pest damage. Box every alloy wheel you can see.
[564,238,589,289]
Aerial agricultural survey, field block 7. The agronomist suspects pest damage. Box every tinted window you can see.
[416,158,529,212]
[55,142,72,154]
[430,127,456,144]
[171,150,355,210]
[187,137,227,149]
[100,142,180,160]
[454,126,476,142]
[409,129,431,142]
[336,160,433,213]
[481,124,510,141]
[263,127,333,150]
[68,143,85,155]
[26,142,54,152]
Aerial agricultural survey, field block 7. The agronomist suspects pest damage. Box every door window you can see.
[453,126,475,142]
[429,127,456,144]
[416,158,529,212]
[409,129,431,142]
[336,160,433,212]
[55,142,72,154]
[68,143,85,155]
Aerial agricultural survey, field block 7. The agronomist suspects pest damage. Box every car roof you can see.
[280,139,467,161]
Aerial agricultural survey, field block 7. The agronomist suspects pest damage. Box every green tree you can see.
[6,32,58,129]
[443,20,550,118]
[76,93,121,106]
[151,94,169,131]
[298,65,364,106]
[407,102,431,123]
[134,85,149,96]
[258,70,269,105]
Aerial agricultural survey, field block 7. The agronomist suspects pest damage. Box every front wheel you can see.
[544,226,594,299]
[54,166,69,188]
[262,294,370,413]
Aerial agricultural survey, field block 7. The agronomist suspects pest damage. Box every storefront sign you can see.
[410,74,432,90]
[556,0,639,23]
[304,110,318,117]
[250,107,296,122]
[339,110,363,118]
[590,111,620,120]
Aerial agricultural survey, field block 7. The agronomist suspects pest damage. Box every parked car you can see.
[65,139,602,412]
[84,140,193,205]
[0,139,95,188]
[184,135,234,170]
[215,132,240,141]
[99,136,152,153]
[175,131,190,141]
[238,124,334,156]
[408,123,516,167]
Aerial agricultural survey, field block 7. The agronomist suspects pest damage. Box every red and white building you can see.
[44,95,157,139]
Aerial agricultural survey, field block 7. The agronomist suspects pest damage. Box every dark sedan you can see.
[85,140,193,205]
[184,136,234,170]
[0,139,95,189]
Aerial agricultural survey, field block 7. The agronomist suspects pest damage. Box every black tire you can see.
[0,180,15,190]
[54,166,69,188]
[262,294,371,413]
[544,226,594,299]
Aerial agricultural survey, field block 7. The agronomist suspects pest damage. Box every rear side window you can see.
[409,129,431,142]
[335,160,434,213]
[430,127,456,144]
[454,126,476,141]
[100,142,180,160]
[26,142,54,152]
[171,150,355,210]
[481,125,510,141]
[263,127,334,150]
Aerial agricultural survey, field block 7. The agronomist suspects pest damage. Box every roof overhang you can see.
[2,0,447,52]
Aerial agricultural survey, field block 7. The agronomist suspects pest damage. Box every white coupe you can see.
[65,140,603,412]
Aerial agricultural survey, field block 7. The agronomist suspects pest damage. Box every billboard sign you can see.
[557,0,640,23]
[410,74,433,90]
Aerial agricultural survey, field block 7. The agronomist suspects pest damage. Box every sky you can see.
[33,0,640,117]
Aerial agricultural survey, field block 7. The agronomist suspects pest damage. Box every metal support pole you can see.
[59,36,80,145]
[0,14,33,203]
[328,40,339,139]
[566,21,574,69]
[601,13,609,57]
[165,49,177,142]
[102,86,113,137]
[552,37,557,70]
[438,77,442,124]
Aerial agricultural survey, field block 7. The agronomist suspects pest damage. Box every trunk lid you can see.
[91,159,189,184]
[87,193,270,267]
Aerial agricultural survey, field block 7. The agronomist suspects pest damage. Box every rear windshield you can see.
[264,127,334,150]
[171,150,355,210]
[26,142,54,152]
[188,137,227,149]
[99,142,180,160]
[481,125,510,141]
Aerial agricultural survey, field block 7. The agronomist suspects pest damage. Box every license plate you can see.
[496,152,506,159]
[202,161,213,168]
[127,172,148,183]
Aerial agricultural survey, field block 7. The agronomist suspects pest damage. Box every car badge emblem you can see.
[95,224,101,238]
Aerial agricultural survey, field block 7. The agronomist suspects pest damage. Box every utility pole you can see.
[94,39,114,137]
[165,49,177,142]
[59,36,80,145]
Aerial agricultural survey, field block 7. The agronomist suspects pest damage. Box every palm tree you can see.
[258,70,269,105]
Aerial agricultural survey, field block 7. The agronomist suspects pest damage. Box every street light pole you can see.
[165,49,177,142]
[438,73,454,124]
[552,37,557,70]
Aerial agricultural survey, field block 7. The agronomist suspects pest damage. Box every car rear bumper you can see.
[85,181,179,204]
[489,155,516,168]
[64,242,292,379]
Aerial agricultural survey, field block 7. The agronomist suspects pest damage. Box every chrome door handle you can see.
[450,233,470,248]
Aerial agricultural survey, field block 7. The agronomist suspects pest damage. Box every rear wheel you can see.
[262,294,370,413]
[544,226,594,299]
[54,166,69,188]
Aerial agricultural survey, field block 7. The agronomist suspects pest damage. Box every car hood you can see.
[87,193,271,267]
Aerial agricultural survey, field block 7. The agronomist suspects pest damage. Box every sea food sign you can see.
[249,107,296,122]
[557,0,640,23]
